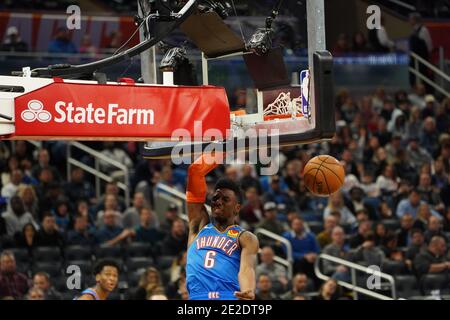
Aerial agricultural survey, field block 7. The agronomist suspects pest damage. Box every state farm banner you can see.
[14,81,230,140]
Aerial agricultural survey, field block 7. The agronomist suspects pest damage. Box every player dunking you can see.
[185,152,259,300]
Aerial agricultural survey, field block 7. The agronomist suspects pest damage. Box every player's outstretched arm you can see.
[186,152,223,243]
[235,231,259,300]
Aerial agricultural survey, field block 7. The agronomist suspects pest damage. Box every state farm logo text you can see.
[21,100,155,125]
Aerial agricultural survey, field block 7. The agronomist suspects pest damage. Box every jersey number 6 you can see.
[204,250,216,268]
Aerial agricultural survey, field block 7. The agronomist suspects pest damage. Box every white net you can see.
[264,92,303,119]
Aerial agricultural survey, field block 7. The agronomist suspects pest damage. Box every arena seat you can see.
[395,275,420,298]
[126,257,154,272]
[125,242,152,259]
[10,248,31,264]
[157,255,176,270]
[381,260,408,275]
[32,261,63,277]
[65,245,93,261]
[420,274,449,295]
[33,246,62,263]
[94,244,123,259]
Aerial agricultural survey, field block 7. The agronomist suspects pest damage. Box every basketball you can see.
[303,155,345,196]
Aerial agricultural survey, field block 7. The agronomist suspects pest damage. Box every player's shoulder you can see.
[77,293,96,300]
[238,230,259,248]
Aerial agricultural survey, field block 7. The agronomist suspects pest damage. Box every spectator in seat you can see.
[256,202,288,236]
[347,187,377,221]
[48,27,77,54]
[374,222,388,246]
[26,287,44,300]
[443,207,450,232]
[1,169,25,199]
[420,117,439,156]
[95,210,133,247]
[419,94,437,120]
[123,192,149,229]
[133,207,163,244]
[376,164,399,197]
[424,216,448,244]
[17,185,39,221]
[52,197,71,233]
[349,220,373,248]
[0,26,28,52]
[352,31,369,53]
[0,214,7,246]
[256,246,289,292]
[63,167,95,204]
[239,164,262,194]
[31,148,61,182]
[32,272,62,300]
[317,215,338,249]
[1,195,36,237]
[413,236,449,280]
[408,13,433,90]
[280,273,310,300]
[324,191,356,226]
[313,279,343,300]
[432,158,448,190]
[387,109,407,138]
[396,214,415,247]
[160,218,188,256]
[0,250,29,299]
[406,137,432,170]
[36,213,64,248]
[380,231,407,267]
[96,194,123,228]
[406,106,422,141]
[283,217,320,280]
[352,231,385,267]
[79,35,98,56]
[14,223,37,252]
[96,182,126,213]
[67,215,96,247]
[332,33,350,56]
[405,229,427,262]
[255,274,279,300]
[166,267,188,300]
[413,203,433,231]
[397,189,439,219]
[129,267,165,300]
[323,226,350,280]
[417,173,444,212]
[239,186,264,227]
[160,204,180,236]
[169,251,187,284]
[1,156,19,188]
[263,175,295,211]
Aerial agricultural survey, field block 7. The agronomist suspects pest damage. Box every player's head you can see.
[93,259,120,293]
[212,178,242,224]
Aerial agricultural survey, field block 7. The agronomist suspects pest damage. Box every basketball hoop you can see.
[263,92,304,121]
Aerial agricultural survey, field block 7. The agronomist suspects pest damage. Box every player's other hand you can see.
[234,290,255,300]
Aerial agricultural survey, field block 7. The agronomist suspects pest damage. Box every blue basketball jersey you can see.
[186,223,243,300]
[75,288,100,300]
